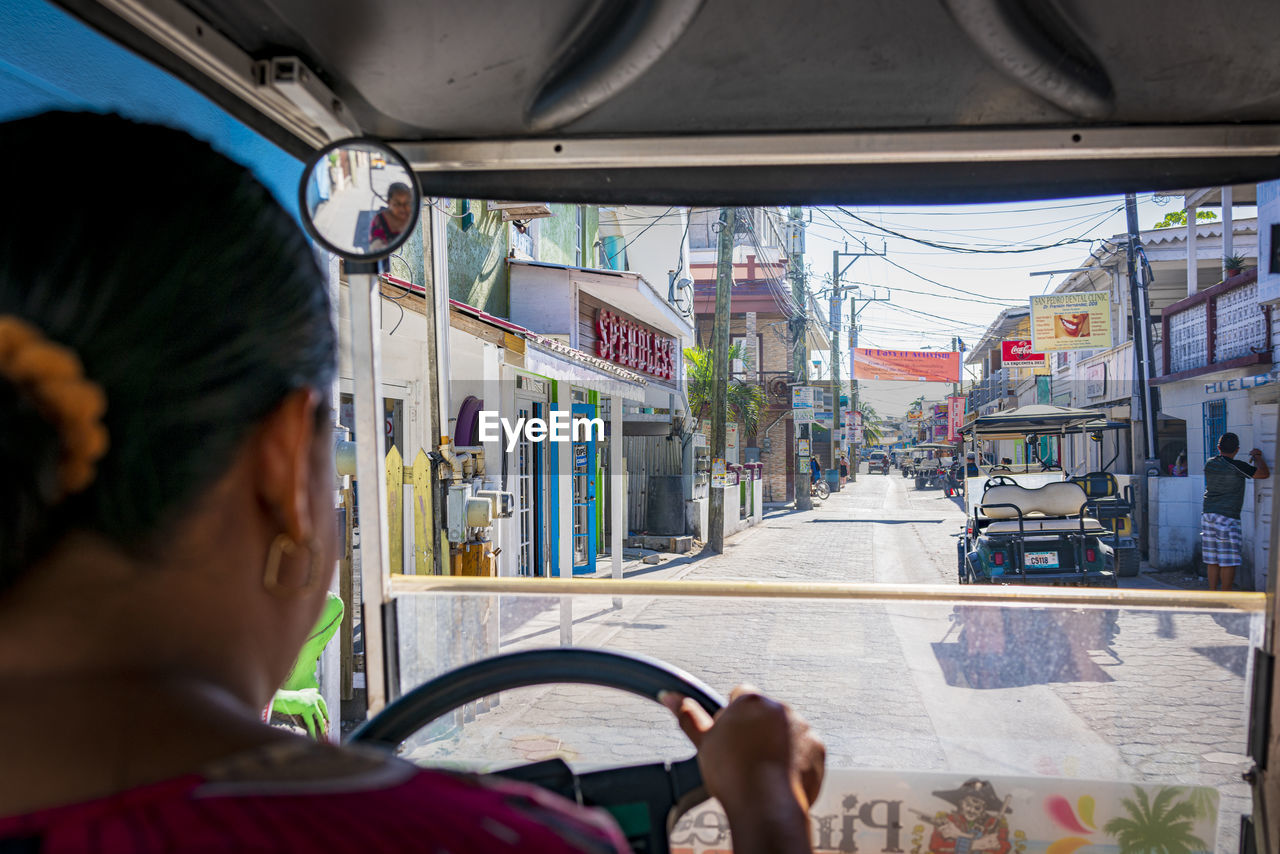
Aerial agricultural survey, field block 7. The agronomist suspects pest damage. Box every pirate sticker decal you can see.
[670,769,1218,854]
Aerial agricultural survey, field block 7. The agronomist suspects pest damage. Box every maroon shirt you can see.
[0,742,628,853]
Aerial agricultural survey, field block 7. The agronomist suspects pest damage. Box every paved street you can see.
[403,469,1256,851]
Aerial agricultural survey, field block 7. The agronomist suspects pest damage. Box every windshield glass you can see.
[328,190,1270,854]
[390,589,1258,854]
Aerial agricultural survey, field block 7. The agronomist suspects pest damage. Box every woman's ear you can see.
[254,388,323,542]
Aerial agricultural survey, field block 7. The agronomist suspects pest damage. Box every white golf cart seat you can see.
[980,482,1106,534]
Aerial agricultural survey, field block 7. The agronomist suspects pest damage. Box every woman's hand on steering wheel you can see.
[662,685,825,818]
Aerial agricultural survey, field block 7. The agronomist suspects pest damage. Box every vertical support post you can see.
[830,250,841,485]
[1222,186,1234,278]
[1186,205,1199,298]
[709,207,735,552]
[1125,194,1158,472]
[1162,313,1171,377]
[1208,297,1218,365]
[791,205,813,506]
[952,336,960,400]
[347,269,390,717]
[340,487,355,701]
[849,310,859,484]
[429,203,453,576]
[610,393,624,607]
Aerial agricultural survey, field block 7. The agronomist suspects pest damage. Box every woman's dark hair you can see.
[0,112,335,589]
[388,182,412,201]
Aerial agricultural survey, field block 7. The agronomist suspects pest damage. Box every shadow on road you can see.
[1193,645,1248,677]
[807,518,946,525]
[932,607,1120,689]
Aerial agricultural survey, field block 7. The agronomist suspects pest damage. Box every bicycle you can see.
[811,478,830,500]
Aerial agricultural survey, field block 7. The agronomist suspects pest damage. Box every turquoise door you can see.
[571,403,598,575]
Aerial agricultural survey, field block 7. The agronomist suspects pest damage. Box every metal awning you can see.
[522,333,648,401]
[510,259,692,340]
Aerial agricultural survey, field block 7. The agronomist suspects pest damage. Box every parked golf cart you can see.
[898,452,917,477]
[956,405,1137,584]
[911,442,957,489]
[960,478,1118,586]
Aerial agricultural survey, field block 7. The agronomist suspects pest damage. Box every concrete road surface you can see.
[399,470,1256,851]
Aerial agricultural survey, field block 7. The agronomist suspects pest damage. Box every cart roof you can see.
[961,404,1108,438]
[56,0,1280,204]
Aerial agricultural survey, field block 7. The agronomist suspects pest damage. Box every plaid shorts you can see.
[1202,512,1243,566]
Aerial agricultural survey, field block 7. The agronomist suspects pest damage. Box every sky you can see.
[799,194,1256,423]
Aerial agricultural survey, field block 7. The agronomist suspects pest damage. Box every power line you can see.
[876,301,990,331]
[814,208,1021,304]
[823,196,1147,218]
[834,206,1103,254]
[604,205,676,265]
[809,204,1125,243]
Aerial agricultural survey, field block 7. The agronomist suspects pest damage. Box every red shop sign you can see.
[595,309,676,381]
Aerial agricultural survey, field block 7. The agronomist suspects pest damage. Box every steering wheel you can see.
[350,648,725,854]
[988,464,1012,472]
[984,475,1018,490]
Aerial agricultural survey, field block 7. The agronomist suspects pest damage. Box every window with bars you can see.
[1203,399,1227,462]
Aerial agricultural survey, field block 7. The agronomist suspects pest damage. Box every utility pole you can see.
[830,244,884,486]
[951,336,960,399]
[789,206,812,510]
[1124,193,1157,463]
[709,206,735,552]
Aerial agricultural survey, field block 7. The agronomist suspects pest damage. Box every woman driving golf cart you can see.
[0,113,823,853]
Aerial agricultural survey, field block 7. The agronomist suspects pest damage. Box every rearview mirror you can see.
[298,139,420,260]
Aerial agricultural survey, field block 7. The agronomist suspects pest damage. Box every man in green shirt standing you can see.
[1202,432,1270,591]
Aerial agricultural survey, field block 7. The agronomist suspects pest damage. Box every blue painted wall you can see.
[0,0,301,215]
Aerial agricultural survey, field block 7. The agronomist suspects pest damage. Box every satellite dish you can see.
[672,276,694,316]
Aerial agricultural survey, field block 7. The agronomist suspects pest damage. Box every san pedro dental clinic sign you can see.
[595,309,677,381]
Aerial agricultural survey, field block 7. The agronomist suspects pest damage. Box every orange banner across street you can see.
[852,348,961,383]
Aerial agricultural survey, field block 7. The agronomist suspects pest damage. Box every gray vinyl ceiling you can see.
[62,0,1280,202]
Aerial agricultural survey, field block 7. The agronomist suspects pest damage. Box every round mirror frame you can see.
[297,136,421,262]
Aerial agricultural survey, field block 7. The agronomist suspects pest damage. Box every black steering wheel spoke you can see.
[350,648,725,854]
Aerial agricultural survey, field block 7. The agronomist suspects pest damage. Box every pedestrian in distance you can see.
[1202,432,1270,591]
[965,452,980,478]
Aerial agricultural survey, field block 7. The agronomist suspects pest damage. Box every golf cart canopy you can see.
[961,404,1109,440]
[57,0,1280,204]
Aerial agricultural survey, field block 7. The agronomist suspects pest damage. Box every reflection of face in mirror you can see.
[370,183,413,252]
[302,142,418,258]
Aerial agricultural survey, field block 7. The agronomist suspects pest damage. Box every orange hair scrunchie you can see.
[0,316,109,499]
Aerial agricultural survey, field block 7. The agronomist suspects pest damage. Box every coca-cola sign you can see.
[595,309,676,381]
[1001,339,1047,369]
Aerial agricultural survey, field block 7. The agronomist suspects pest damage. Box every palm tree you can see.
[1103,786,1207,854]
[684,344,765,436]
[857,399,883,445]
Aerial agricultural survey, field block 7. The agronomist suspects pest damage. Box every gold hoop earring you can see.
[263,533,322,593]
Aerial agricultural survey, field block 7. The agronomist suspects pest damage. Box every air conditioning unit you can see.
[486,201,553,221]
